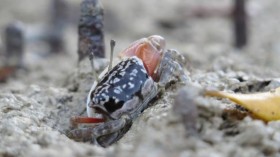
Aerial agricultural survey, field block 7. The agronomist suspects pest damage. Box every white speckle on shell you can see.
[114,89,121,94]
[113,78,120,83]
[119,71,126,76]
[130,69,138,76]
[140,68,146,73]
[128,82,135,89]
[101,93,109,102]
[115,86,123,92]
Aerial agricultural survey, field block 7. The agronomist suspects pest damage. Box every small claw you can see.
[92,115,130,137]
[147,35,166,52]
[118,35,166,78]
[70,116,105,128]
[156,49,190,85]
[204,87,280,121]
[119,35,165,58]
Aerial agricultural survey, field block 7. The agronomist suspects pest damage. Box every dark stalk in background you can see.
[48,0,68,53]
[4,22,25,68]
[0,22,24,82]
[78,0,105,62]
[232,0,248,49]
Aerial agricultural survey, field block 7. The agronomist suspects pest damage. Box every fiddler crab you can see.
[68,35,189,147]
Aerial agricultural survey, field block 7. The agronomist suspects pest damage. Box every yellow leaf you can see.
[204,87,280,121]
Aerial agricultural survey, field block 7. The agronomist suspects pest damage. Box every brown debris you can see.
[0,66,16,82]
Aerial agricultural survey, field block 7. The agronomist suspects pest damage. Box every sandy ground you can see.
[1,0,280,157]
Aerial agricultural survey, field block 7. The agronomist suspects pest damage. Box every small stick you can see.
[108,40,116,71]
[89,51,99,82]
[78,0,105,62]
[232,0,248,49]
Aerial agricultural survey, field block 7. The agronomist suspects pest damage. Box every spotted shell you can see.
[87,56,157,120]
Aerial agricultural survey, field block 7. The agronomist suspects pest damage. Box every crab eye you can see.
[151,40,161,51]
[148,35,166,52]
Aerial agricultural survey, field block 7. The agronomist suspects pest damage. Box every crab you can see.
[67,35,189,147]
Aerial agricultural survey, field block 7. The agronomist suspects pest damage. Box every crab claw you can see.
[70,116,105,128]
[118,35,166,78]
[205,87,280,121]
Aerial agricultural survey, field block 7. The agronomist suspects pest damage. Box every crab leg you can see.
[92,117,129,137]
[67,127,94,142]
[68,115,132,147]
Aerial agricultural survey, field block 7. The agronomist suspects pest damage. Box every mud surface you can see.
[1,0,280,157]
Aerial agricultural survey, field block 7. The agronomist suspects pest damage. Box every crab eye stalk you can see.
[89,50,99,83]
[108,39,116,71]
[148,35,166,53]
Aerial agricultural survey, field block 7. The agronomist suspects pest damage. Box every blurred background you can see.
[0,0,280,76]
